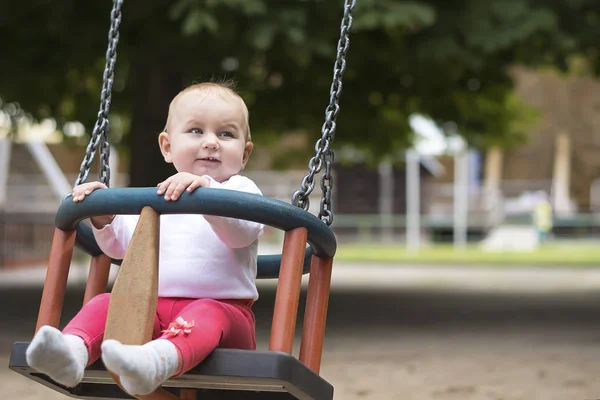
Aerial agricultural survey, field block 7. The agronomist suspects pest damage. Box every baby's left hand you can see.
[157,172,210,201]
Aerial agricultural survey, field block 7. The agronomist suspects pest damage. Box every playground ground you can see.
[1,262,600,400]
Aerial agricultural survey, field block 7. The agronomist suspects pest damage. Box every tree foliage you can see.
[1,0,599,184]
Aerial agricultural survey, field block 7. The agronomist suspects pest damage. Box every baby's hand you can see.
[72,181,108,202]
[72,182,113,228]
[157,172,210,201]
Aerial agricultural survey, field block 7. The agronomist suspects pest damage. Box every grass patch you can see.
[335,242,600,266]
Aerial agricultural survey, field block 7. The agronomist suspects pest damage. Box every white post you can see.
[483,146,502,196]
[378,159,394,242]
[0,138,11,208]
[109,144,119,187]
[406,149,420,252]
[26,141,72,200]
[453,148,469,250]
[552,133,571,216]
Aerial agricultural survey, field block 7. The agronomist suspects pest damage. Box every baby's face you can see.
[159,90,252,183]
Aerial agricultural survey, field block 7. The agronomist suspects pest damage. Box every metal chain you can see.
[74,0,123,188]
[291,0,356,226]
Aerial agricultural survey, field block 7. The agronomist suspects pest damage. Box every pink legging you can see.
[62,293,256,375]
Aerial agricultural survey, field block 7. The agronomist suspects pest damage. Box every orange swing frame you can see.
[35,206,333,400]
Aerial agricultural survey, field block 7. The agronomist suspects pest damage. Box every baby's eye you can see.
[219,131,234,138]
[190,128,203,134]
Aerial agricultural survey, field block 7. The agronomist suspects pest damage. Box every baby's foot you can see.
[101,339,179,395]
[26,326,89,387]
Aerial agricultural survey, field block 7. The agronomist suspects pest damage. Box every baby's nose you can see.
[202,134,219,148]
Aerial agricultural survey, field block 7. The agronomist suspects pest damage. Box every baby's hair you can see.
[164,79,251,141]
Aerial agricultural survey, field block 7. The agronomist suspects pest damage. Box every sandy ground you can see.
[2,263,600,399]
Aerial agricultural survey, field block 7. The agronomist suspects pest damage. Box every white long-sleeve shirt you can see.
[92,175,264,300]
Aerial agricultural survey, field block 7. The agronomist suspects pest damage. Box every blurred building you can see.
[332,157,444,241]
[476,67,600,214]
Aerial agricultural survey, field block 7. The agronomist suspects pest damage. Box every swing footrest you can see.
[9,342,333,400]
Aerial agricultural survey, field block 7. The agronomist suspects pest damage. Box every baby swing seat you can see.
[9,188,337,400]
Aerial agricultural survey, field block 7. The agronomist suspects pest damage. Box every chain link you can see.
[291,0,356,225]
[74,0,123,188]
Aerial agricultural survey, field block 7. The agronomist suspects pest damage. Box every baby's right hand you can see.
[72,181,114,228]
[72,181,108,202]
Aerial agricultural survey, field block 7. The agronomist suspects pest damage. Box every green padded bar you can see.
[54,187,336,279]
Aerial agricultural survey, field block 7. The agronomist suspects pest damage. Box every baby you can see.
[26,81,264,396]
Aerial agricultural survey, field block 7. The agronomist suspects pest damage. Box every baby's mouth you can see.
[198,157,220,162]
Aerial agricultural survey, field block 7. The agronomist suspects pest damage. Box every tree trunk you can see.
[127,54,182,187]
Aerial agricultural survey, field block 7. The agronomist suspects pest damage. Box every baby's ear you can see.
[158,132,173,163]
[242,141,253,167]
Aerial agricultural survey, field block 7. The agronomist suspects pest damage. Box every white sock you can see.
[100,339,180,395]
[25,325,89,387]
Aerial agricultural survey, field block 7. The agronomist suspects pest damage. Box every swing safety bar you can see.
[64,187,335,279]
[9,188,338,400]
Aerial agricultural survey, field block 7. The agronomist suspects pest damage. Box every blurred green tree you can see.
[0,0,597,185]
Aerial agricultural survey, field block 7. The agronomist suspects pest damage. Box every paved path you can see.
[3,260,600,295]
